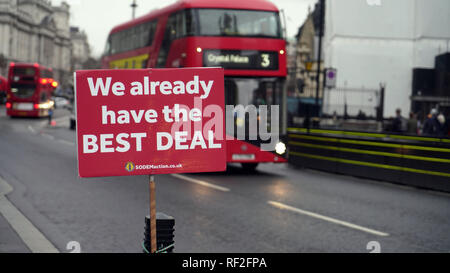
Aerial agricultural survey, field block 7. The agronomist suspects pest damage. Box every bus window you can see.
[103,37,111,56]
[185,9,197,36]
[140,23,149,48]
[110,33,118,54]
[145,20,158,47]
[109,19,158,56]
[194,9,281,38]
[130,27,137,51]
[123,29,131,52]
[225,77,284,127]
[41,69,53,79]
[157,12,188,67]
[10,84,35,99]
[12,67,36,76]
[175,11,186,39]
[12,67,36,82]
[156,15,177,67]
[119,30,127,52]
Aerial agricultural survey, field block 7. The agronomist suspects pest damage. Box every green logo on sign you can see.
[125,162,135,172]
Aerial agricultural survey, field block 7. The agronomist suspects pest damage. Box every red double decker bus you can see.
[0,75,7,104]
[6,62,57,117]
[101,0,287,170]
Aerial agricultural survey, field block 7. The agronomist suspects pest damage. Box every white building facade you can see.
[0,0,71,84]
[323,0,450,117]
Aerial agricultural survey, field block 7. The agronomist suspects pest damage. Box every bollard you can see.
[143,212,175,253]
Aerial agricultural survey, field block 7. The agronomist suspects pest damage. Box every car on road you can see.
[53,96,70,109]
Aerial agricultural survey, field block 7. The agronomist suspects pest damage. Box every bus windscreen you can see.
[10,84,36,99]
[12,67,36,76]
[189,9,281,38]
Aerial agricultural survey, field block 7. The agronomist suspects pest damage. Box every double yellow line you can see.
[289,151,450,178]
[288,140,450,163]
[287,128,450,143]
[289,134,450,153]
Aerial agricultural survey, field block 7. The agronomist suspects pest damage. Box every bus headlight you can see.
[35,101,54,109]
[275,142,286,155]
[236,117,244,127]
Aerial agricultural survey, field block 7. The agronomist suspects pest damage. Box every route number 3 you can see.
[261,54,270,68]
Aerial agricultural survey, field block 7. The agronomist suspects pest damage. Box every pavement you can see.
[0,214,30,253]
[0,106,29,253]
[0,176,59,253]
[0,107,65,253]
[0,105,68,253]
[0,177,30,253]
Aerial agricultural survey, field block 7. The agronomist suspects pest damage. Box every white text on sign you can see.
[87,76,213,99]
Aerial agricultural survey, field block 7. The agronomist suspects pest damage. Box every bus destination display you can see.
[203,50,278,70]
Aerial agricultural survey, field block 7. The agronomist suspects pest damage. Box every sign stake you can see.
[149,175,157,253]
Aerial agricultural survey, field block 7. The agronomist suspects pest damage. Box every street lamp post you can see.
[315,0,325,116]
[131,0,137,19]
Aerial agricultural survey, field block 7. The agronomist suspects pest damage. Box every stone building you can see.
[0,0,71,84]
[289,3,324,105]
[70,26,91,71]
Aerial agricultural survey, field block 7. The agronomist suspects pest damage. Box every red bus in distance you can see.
[6,62,57,117]
[0,75,7,104]
[101,0,288,170]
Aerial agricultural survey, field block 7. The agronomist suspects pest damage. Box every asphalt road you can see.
[0,104,449,253]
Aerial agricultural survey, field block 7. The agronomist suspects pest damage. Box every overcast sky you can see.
[53,0,317,57]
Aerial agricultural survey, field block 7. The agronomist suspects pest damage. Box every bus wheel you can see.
[241,163,258,172]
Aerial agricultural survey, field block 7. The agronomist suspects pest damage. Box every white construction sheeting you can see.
[323,0,450,117]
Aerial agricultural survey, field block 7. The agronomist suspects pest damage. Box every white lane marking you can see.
[58,139,75,146]
[53,116,69,123]
[268,201,389,237]
[0,177,59,253]
[171,174,230,192]
[41,133,54,140]
[0,177,13,195]
[27,126,36,134]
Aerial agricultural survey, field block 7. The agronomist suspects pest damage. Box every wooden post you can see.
[149,175,156,253]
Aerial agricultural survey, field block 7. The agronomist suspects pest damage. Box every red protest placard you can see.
[75,68,226,177]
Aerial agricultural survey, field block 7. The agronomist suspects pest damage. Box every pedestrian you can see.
[407,112,418,134]
[48,106,54,125]
[437,114,447,137]
[392,108,406,133]
[332,111,338,128]
[357,110,367,120]
[422,108,439,136]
